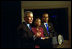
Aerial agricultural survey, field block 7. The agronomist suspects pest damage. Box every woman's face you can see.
[35,19,41,27]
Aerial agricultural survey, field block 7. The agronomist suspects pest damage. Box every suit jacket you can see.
[41,22,56,37]
[17,22,34,48]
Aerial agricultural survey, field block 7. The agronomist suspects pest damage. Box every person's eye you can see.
[29,17,31,19]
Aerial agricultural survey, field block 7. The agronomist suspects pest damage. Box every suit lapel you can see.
[42,23,48,32]
[48,22,52,30]
[23,22,33,37]
[23,22,29,31]
[41,23,48,37]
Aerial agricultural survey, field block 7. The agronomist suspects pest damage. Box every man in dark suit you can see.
[17,11,35,48]
[39,13,57,48]
[41,13,57,37]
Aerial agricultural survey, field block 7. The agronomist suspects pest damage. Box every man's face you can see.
[25,13,33,24]
[42,14,49,23]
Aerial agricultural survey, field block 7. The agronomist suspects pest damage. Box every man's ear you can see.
[24,17,28,22]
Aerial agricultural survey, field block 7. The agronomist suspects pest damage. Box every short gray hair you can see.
[24,11,33,17]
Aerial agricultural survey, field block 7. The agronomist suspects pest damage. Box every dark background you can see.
[1,1,21,48]
[1,1,69,48]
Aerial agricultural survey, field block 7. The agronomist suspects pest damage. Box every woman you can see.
[32,18,51,48]
[32,18,49,40]
[32,18,44,48]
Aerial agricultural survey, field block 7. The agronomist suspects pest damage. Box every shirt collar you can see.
[44,23,48,25]
[27,24,30,27]
[44,23,48,28]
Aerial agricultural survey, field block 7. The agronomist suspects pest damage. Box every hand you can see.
[41,37,45,40]
[35,32,41,37]
[45,37,50,39]
[41,37,50,40]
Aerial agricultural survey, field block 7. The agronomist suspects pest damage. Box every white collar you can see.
[44,23,48,28]
[27,24,30,27]
[44,23,48,25]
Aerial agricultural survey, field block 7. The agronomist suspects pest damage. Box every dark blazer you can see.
[41,22,57,37]
[17,22,34,48]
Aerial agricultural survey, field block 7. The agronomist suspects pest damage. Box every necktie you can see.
[45,23,49,34]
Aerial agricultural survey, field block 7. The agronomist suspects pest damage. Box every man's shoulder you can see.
[48,22,53,25]
[18,22,27,28]
[48,22,52,24]
[20,22,27,26]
